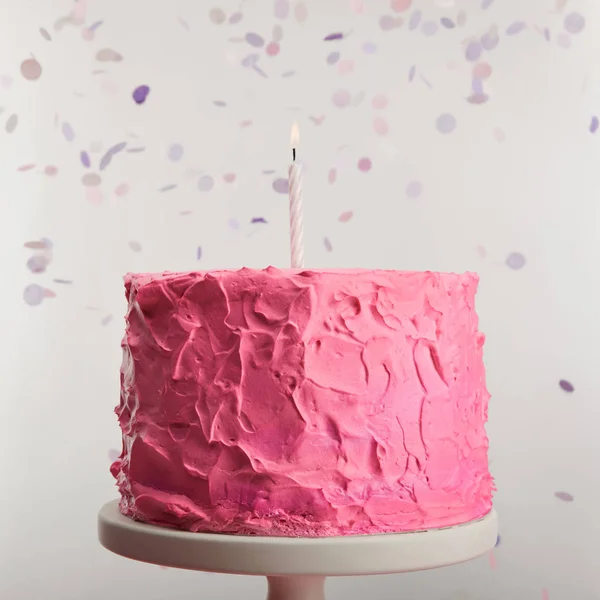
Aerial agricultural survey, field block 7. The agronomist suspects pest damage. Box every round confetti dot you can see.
[128,241,142,252]
[328,168,336,184]
[379,15,395,31]
[209,8,226,24]
[23,284,44,306]
[223,173,236,183]
[559,379,574,393]
[465,40,482,62]
[27,255,49,274]
[339,211,353,222]
[274,0,290,19]
[472,78,484,95]
[20,58,42,81]
[272,178,289,194]
[421,21,438,36]
[408,10,422,30]
[82,173,101,187]
[168,143,184,162]
[337,59,354,75]
[506,252,526,270]
[554,491,574,502]
[332,89,351,108]
[391,0,411,12]
[350,0,364,14]
[590,116,599,134]
[86,187,103,204]
[326,51,340,65]
[6,114,18,133]
[373,117,389,136]
[115,183,130,197]
[45,165,58,176]
[197,175,214,192]
[358,157,372,172]
[473,62,492,79]
[132,85,150,104]
[245,32,265,47]
[436,113,456,134]
[406,180,423,198]
[564,12,585,34]
[363,42,377,54]
[480,32,499,50]
[266,41,280,56]
[372,94,388,109]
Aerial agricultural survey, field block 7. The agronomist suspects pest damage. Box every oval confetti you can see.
[590,116,599,134]
[272,178,289,194]
[96,48,123,62]
[328,168,336,184]
[274,0,290,19]
[45,165,58,176]
[482,0,495,8]
[554,491,574,502]
[6,114,18,133]
[115,183,130,197]
[266,42,280,56]
[332,89,351,108]
[358,157,372,172]
[436,113,456,134]
[408,10,421,30]
[168,143,184,161]
[559,379,574,392]
[480,32,499,50]
[363,41,377,54]
[506,21,526,35]
[564,12,585,34]
[245,32,265,47]
[379,15,395,31]
[465,40,482,62]
[27,255,50,274]
[372,94,388,109]
[101,315,113,326]
[62,122,75,141]
[408,64,416,82]
[21,58,42,81]
[128,241,142,252]
[272,24,283,41]
[440,17,455,29]
[82,173,101,187]
[197,175,214,192]
[24,284,45,306]
[133,85,150,104]
[80,151,91,168]
[295,2,308,22]
[457,10,467,26]
[223,173,236,183]
[324,237,333,251]
[373,117,389,135]
[209,8,226,24]
[324,32,344,41]
[467,93,489,105]
[406,180,422,198]
[473,62,492,79]
[326,51,340,65]
[339,211,353,222]
[506,252,526,269]
[40,27,52,41]
[229,12,243,24]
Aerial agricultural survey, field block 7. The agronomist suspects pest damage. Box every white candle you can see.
[288,123,304,269]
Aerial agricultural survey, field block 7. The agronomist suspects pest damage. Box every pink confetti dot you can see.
[436,113,456,134]
[115,183,130,197]
[391,0,411,12]
[405,180,422,198]
[18,164,36,172]
[223,173,236,183]
[272,178,289,194]
[294,2,308,22]
[45,165,58,176]
[266,41,280,56]
[358,157,372,172]
[274,0,290,19]
[328,168,336,184]
[21,58,42,81]
[373,117,389,136]
[379,15,395,31]
[372,94,388,109]
[81,27,94,40]
[86,187,103,205]
[473,62,492,79]
[350,0,364,14]
[465,40,482,62]
[476,245,487,258]
[337,59,354,75]
[332,89,351,107]
[339,211,353,222]
[209,8,226,24]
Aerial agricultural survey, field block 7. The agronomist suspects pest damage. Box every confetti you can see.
[133,85,150,104]
[542,589,549,600]
[372,94,388,109]
[99,142,126,171]
[228,218,240,230]
[589,117,598,133]
[338,59,354,75]
[506,21,526,35]
[281,70,295,77]
[391,0,411,12]
[559,379,574,393]
[467,93,489,104]
[252,65,268,78]
[506,252,526,269]
[80,151,91,168]
[159,184,178,192]
[476,245,487,257]
[328,168,336,184]
[324,237,333,252]
[272,24,283,41]
[101,315,113,326]
[40,27,52,41]
[274,0,290,19]
[213,100,227,107]
[18,164,36,172]
[408,10,422,30]
[229,12,243,24]
[209,8,226,24]
[326,51,340,65]
[357,157,372,172]
[339,211,353,222]
[168,143,184,161]
[436,113,456,134]
[465,40,482,62]
[373,117,389,135]
[408,65,416,82]
[6,114,18,133]
[24,284,45,306]
[86,187,103,204]
[272,178,289,194]
[295,2,308,23]
[197,175,214,192]
[62,122,75,141]
[128,241,142,252]
[246,32,265,47]
[543,27,551,41]
[115,183,130,196]
[332,89,351,108]
[363,41,377,54]
[440,17,455,28]
[195,246,202,260]
[53,279,72,284]
[557,33,571,49]
[406,180,422,198]
[127,147,145,153]
[82,173,101,187]
[21,58,42,81]
[554,491,574,502]
[89,20,104,32]
[564,12,585,34]
[481,31,499,50]
[473,62,492,79]
[241,53,259,67]
[266,42,280,56]
[251,217,267,224]
[488,550,496,570]
[457,10,467,26]
[178,16,190,31]
[24,239,51,250]
[81,28,95,41]
[223,173,236,183]
[96,48,123,62]
[495,534,501,547]
[27,255,50,274]
[472,78,484,94]
[324,32,344,41]
[309,115,325,125]
[481,0,495,8]
[379,16,395,31]
[421,21,438,36]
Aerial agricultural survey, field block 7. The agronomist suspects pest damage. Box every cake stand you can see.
[98,500,497,600]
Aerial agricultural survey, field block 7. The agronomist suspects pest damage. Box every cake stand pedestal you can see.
[98,500,497,600]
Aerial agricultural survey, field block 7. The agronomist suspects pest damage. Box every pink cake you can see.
[111,267,493,537]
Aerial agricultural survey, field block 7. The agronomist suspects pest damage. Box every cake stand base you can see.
[98,500,497,600]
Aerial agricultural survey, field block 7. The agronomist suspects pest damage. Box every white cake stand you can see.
[98,500,497,600]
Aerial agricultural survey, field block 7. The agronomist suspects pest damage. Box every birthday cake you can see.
[111,267,493,537]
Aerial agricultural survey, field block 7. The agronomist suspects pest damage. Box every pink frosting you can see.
[111,268,493,537]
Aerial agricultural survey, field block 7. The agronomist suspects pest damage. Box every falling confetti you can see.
[542,589,549,600]
[473,62,492,79]
[251,217,268,224]
[372,94,388,109]
[101,315,113,326]
[339,211,353,222]
[128,241,142,252]
[24,284,45,306]
[408,65,416,82]
[379,16,395,31]
[53,279,72,284]
[554,491,574,502]
[18,164,36,172]
[197,175,214,192]
[589,117,599,133]
[373,117,389,135]
[421,21,438,36]
[223,173,236,183]
[337,59,354,75]
[133,85,150,104]
[245,32,265,47]
[39,27,52,41]
[99,142,126,171]
[467,93,489,105]
[272,178,289,194]
[482,0,495,8]
[391,0,412,12]
[457,10,467,26]
[229,12,243,24]
[96,48,123,62]
[495,534,501,547]
[324,237,333,251]
[82,173,101,187]
[408,10,422,30]
[115,183,130,197]
[436,113,456,134]
[80,151,91,168]
[363,41,377,54]
[242,53,260,67]
[328,168,336,184]
[274,0,290,19]
[465,40,482,62]
[406,180,423,198]
[21,58,42,81]
[266,42,280,56]
[440,17,455,28]
[559,379,574,393]
[564,12,585,34]
[228,218,240,230]
[488,550,496,570]
[476,245,487,258]
[6,114,18,133]
[506,252,526,270]
[27,255,50,274]
[324,32,344,41]
[295,2,308,22]
[209,8,226,24]
[357,157,372,172]
[24,239,51,250]
[506,21,526,35]
[213,100,227,107]
[332,89,351,108]
[326,51,340,65]
[166,144,183,162]
[62,122,75,142]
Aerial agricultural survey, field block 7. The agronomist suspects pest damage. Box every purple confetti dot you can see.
[245,32,265,47]
[80,150,91,168]
[274,0,290,19]
[272,178,289,194]
[436,113,456,134]
[481,0,495,9]
[324,32,344,41]
[421,21,438,36]
[324,237,333,252]
[590,116,599,133]
[27,255,49,274]
[326,51,340,65]
[495,534,501,547]
[89,20,104,32]
[251,217,268,224]
[408,10,422,30]
[440,17,455,29]
[472,78,484,94]
[363,42,377,54]
[406,180,423,198]
[241,53,259,67]
[128,241,142,252]
[101,314,113,326]
[465,40,482,62]
[408,65,416,82]
[554,491,574,502]
[197,175,214,192]
[559,379,574,393]
[506,252,526,270]
[480,32,499,50]
[62,122,75,142]
[506,21,526,36]
[564,12,585,34]
[228,218,240,230]
[132,85,150,104]
[196,246,202,260]
[23,284,44,306]
[168,143,184,161]
[544,27,551,42]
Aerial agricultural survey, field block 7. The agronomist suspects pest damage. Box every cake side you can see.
[111,267,493,536]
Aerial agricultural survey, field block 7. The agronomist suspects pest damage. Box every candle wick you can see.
[292,148,296,162]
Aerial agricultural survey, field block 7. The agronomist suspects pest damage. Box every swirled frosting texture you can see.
[111,268,493,537]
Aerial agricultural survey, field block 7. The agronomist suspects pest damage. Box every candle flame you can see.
[290,122,300,147]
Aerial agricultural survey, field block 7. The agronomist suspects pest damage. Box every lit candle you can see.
[288,123,304,269]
